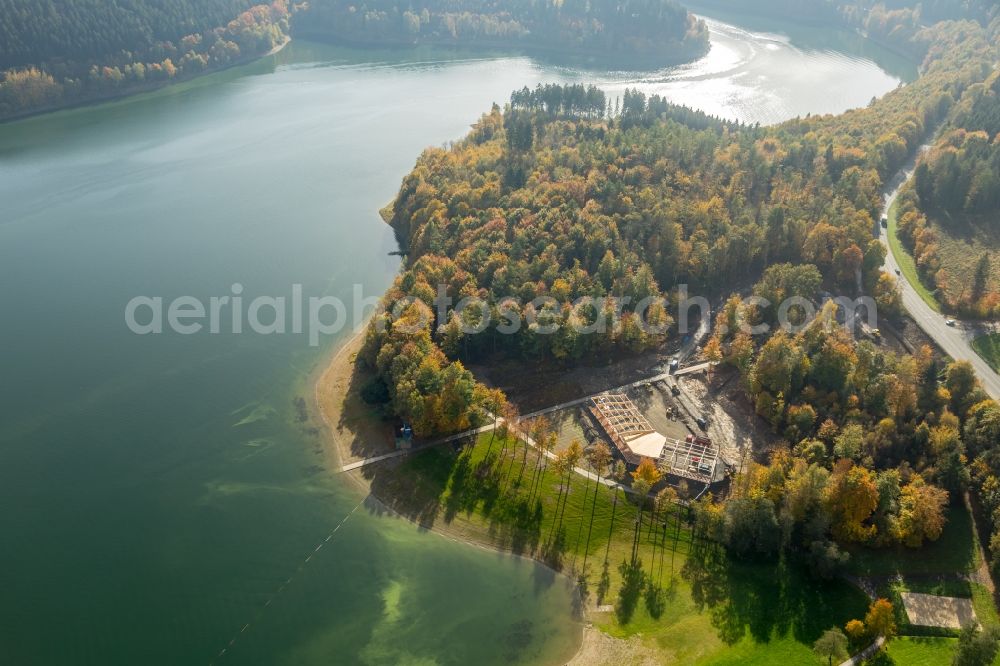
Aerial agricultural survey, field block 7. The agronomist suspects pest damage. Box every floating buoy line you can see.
[209,495,368,664]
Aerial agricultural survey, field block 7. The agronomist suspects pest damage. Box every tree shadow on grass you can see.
[865,651,894,665]
[443,453,473,522]
[644,577,666,619]
[577,572,591,607]
[683,537,868,647]
[487,493,545,557]
[543,524,568,571]
[596,560,612,606]
[846,504,976,577]
[336,356,396,460]
[616,558,645,624]
[363,448,447,529]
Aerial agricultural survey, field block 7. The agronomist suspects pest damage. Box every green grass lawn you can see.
[594,555,869,665]
[883,636,957,665]
[372,433,870,664]
[973,333,1000,373]
[880,576,999,637]
[847,505,979,577]
[925,209,1000,306]
[887,198,942,313]
[883,635,1000,666]
[375,430,693,594]
[860,500,1000,642]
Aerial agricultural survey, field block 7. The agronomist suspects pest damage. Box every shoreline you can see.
[309,326,610,664]
[267,35,293,58]
[310,323,566,569]
[291,30,710,71]
[0,36,292,126]
[311,325,367,473]
[300,11,937,659]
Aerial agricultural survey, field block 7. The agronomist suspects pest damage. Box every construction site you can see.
[588,392,721,484]
[508,357,762,501]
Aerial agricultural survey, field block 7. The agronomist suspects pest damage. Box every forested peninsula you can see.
[293,0,709,67]
[0,0,291,121]
[357,12,1000,574]
[366,18,994,435]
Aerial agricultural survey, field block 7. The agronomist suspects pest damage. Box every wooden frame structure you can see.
[661,435,718,483]
[589,392,720,483]
[589,393,663,466]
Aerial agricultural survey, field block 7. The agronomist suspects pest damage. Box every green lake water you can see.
[0,15,913,666]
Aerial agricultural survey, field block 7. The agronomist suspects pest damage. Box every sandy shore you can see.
[312,327,550,547]
[312,326,543,545]
[267,35,292,57]
[567,628,658,666]
[312,326,385,471]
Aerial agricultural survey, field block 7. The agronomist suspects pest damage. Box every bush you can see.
[845,618,867,643]
[808,539,850,580]
[360,377,390,405]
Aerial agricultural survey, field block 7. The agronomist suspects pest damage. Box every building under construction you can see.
[589,393,666,466]
[589,392,721,484]
[661,434,718,483]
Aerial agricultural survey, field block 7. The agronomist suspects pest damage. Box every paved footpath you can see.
[340,415,634,487]
[339,422,498,472]
[838,637,885,666]
[338,364,687,477]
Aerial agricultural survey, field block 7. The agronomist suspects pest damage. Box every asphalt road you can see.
[880,157,1000,400]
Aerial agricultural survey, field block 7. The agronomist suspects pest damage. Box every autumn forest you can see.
[5,0,1000,663]
[360,9,1000,604]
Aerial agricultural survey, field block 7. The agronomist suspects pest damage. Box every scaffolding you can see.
[660,435,718,483]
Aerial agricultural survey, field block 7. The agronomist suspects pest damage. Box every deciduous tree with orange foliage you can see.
[864,598,897,639]
[825,460,878,543]
[896,475,949,547]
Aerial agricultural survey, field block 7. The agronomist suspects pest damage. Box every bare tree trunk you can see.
[556,469,572,535]
[516,445,529,488]
[604,487,618,566]
[581,472,601,577]
[548,475,566,544]
[484,408,499,459]
[647,503,658,575]
[632,503,643,565]
[528,449,543,500]
[670,507,681,582]
[531,454,548,504]
[502,437,521,488]
[496,432,511,473]
[658,520,667,586]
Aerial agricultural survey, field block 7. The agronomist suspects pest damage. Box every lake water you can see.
[0,12,913,665]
